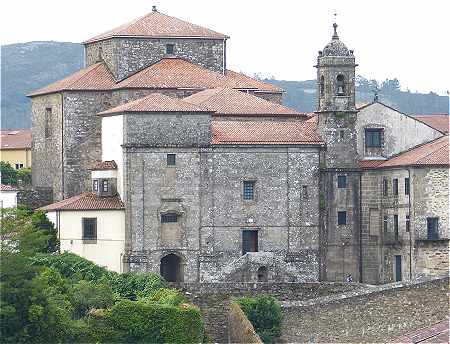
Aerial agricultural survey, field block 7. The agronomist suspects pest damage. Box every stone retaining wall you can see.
[228,302,262,344]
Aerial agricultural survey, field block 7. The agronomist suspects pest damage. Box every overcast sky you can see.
[1,0,449,96]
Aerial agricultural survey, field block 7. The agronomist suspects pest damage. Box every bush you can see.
[235,295,282,344]
[89,299,204,343]
[0,161,17,185]
[146,288,187,306]
[109,272,167,300]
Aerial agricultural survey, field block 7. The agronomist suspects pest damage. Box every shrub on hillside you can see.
[235,295,282,343]
[146,288,187,306]
[109,272,167,300]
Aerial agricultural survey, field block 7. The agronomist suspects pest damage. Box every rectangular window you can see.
[243,181,255,200]
[393,178,398,196]
[383,215,388,233]
[394,215,399,241]
[382,178,388,197]
[167,154,176,166]
[161,213,178,223]
[15,163,24,169]
[338,211,347,225]
[337,175,347,188]
[242,230,258,255]
[165,44,174,55]
[45,107,52,138]
[405,215,410,232]
[404,178,410,195]
[82,218,97,241]
[427,217,439,240]
[102,180,109,192]
[365,128,382,147]
[93,180,99,192]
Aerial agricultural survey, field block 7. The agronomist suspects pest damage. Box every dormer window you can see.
[165,44,174,55]
[336,74,345,95]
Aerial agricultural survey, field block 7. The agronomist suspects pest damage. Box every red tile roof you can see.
[361,135,449,169]
[91,160,118,170]
[413,115,449,133]
[115,58,282,92]
[1,184,18,192]
[358,160,386,169]
[1,130,31,149]
[211,120,323,145]
[185,87,302,117]
[98,93,210,116]
[28,62,116,97]
[83,10,228,44]
[40,192,124,211]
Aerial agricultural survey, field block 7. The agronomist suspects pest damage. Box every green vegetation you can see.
[0,161,32,185]
[1,207,205,343]
[235,295,283,344]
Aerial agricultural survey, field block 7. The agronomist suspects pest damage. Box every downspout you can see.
[358,171,363,283]
[223,38,227,75]
[61,94,64,199]
[408,168,412,280]
[57,210,61,253]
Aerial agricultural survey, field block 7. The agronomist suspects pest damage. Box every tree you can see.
[0,161,17,185]
[17,168,32,185]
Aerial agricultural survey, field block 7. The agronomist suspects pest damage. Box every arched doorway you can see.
[160,253,183,282]
[257,266,268,282]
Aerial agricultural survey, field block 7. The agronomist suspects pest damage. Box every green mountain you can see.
[1,41,447,129]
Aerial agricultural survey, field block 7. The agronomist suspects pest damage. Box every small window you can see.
[365,128,382,148]
[45,107,52,138]
[167,154,176,166]
[393,178,398,196]
[161,213,178,223]
[336,74,345,95]
[302,185,308,198]
[405,215,410,232]
[404,178,410,195]
[243,181,255,200]
[165,44,174,55]
[15,163,24,170]
[338,211,347,225]
[427,217,439,240]
[93,180,99,192]
[337,175,347,188]
[82,218,97,241]
[339,130,345,139]
[383,215,388,233]
[394,215,399,240]
[102,180,109,192]
[382,178,388,196]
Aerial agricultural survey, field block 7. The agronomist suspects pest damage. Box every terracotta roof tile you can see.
[98,93,211,116]
[1,130,31,149]
[27,62,116,97]
[211,120,323,145]
[185,87,302,116]
[83,10,227,44]
[1,184,18,191]
[413,115,449,133]
[358,160,386,169]
[365,136,449,169]
[40,192,124,211]
[115,58,282,92]
[91,160,118,170]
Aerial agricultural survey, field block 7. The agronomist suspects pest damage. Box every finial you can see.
[152,5,157,12]
[332,11,339,39]
[373,88,379,102]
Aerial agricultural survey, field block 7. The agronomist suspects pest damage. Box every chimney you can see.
[152,5,157,12]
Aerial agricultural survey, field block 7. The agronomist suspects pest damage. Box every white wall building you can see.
[1,184,18,209]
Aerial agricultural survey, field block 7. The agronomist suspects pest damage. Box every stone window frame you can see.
[157,202,187,247]
[161,212,179,223]
[392,178,399,196]
[44,107,52,138]
[364,128,383,148]
[82,217,97,243]
[382,178,388,197]
[426,217,439,240]
[404,177,410,195]
[337,211,347,226]
[336,74,346,96]
[165,43,175,55]
[167,153,176,166]
[337,175,347,189]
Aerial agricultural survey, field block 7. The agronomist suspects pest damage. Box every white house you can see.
[1,184,18,209]
[40,162,125,272]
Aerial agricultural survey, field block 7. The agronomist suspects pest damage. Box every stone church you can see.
[33,8,449,284]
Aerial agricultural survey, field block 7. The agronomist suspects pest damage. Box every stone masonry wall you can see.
[228,302,262,344]
[31,93,64,201]
[279,277,449,343]
[85,37,225,80]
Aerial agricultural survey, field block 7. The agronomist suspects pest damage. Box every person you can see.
[346,274,353,282]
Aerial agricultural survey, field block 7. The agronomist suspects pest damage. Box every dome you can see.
[321,23,351,57]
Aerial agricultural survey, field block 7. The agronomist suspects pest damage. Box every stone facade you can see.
[85,37,226,80]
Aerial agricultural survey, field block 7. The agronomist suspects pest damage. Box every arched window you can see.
[320,76,325,96]
[336,74,345,95]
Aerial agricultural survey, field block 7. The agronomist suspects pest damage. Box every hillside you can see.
[1,42,448,129]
